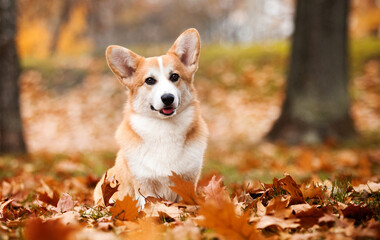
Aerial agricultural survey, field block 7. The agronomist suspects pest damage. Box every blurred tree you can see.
[0,0,27,153]
[267,0,356,144]
[50,0,74,54]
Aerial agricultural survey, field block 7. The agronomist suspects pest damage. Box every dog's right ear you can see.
[106,45,142,87]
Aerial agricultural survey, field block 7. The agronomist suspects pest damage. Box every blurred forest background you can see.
[1,0,380,181]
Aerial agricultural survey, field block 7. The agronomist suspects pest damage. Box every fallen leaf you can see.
[38,190,60,207]
[56,193,74,213]
[264,195,292,218]
[291,204,324,228]
[256,215,300,230]
[318,213,336,225]
[101,171,120,207]
[24,218,77,240]
[144,201,184,220]
[201,175,227,203]
[353,181,380,193]
[169,171,199,205]
[169,219,201,240]
[198,198,263,240]
[127,217,165,240]
[340,204,373,222]
[277,174,304,204]
[110,194,139,221]
[0,199,13,219]
[300,182,324,200]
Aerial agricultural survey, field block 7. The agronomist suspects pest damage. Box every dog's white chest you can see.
[125,107,203,180]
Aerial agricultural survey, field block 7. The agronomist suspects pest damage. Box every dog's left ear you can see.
[168,28,200,73]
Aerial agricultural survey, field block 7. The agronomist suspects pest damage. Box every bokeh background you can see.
[3,0,380,183]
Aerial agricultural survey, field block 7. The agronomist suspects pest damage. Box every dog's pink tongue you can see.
[162,108,174,114]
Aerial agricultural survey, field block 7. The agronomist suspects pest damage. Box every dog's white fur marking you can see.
[124,105,204,200]
[157,56,164,75]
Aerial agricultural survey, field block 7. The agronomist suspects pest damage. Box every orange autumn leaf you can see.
[169,171,200,205]
[198,198,263,240]
[128,217,165,240]
[110,194,139,221]
[101,171,120,207]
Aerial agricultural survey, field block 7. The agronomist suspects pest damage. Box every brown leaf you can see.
[291,204,324,228]
[264,195,292,218]
[340,204,373,222]
[318,213,336,225]
[110,194,139,221]
[256,215,300,230]
[300,182,324,200]
[101,171,120,207]
[198,198,263,240]
[169,171,199,205]
[277,174,304,204]
[24,218,77,240]
[38,190,60,207]
[0,199,13,219]
[56,193,74,213]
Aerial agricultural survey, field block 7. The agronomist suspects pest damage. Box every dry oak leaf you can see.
[198,198,263,240]
[56,193,74,213]
[290,204,324,228]
[300,182,324,200]
[201,175,227,203]
[110,194,139,221]
[276,174,304,204]
[169,171,200,205]
[144,201,184,220]
[264,195,293,218]
[101,171,120,207]
[340,204,373,222]
[256,215,300,230]
[38,190,60,207]
[24,218,78,240]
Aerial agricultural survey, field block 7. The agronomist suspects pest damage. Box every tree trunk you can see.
[267,0,356,144]
[0,0,27,153]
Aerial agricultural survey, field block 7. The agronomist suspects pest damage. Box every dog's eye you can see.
[170,73,179,82]
[145,77,156,85]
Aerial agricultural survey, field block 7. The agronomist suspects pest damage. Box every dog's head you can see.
[106,28,200,119]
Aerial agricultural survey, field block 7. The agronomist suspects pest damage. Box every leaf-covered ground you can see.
[1,146,380,239]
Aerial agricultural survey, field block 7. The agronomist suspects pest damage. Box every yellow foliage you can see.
[57,6,93,56]
[16,5,93,59]
[17,20,51,58]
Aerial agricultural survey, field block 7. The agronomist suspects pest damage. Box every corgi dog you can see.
[93,29,208,207]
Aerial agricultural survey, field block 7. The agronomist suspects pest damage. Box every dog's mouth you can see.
[150,105,176,116]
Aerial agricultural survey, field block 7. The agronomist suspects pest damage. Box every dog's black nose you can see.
[161,94,174,105]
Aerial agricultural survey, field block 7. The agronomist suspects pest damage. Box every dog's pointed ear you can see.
[106,45,142,87]
[168,28,200,73]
